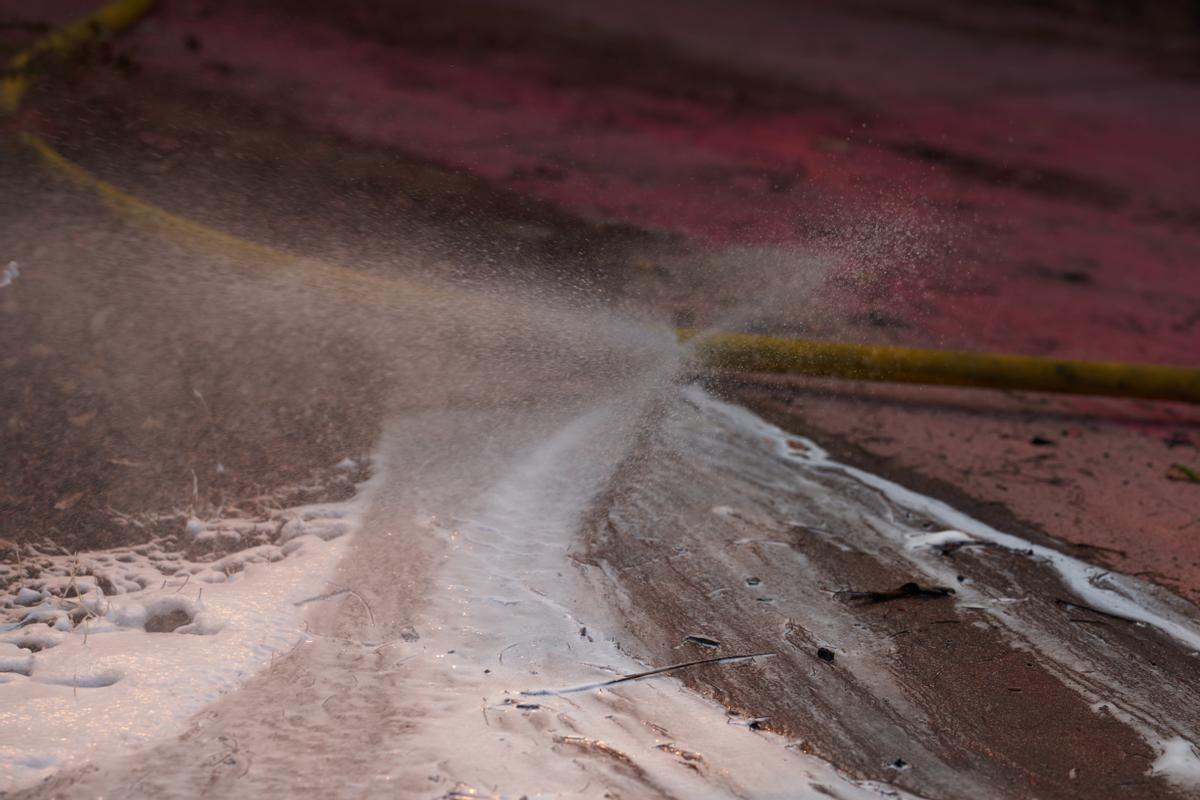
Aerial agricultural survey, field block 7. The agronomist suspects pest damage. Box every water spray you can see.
[7,0,1199,406]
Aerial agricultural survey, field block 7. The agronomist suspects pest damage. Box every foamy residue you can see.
[1152,737,1200,791]
[697,387,1200,654]
[356,390,929,798]
[0,461,382,791]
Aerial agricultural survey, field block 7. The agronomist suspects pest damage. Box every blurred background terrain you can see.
[3,0,1198,598]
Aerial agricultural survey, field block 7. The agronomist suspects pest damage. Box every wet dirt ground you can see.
[3,1,1200,797]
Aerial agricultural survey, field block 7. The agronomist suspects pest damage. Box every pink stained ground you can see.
[8,0,1200,602]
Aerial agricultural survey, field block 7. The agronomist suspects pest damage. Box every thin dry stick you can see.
[293,588,350,607]
[62,552,101,626]
[522,652,776,696]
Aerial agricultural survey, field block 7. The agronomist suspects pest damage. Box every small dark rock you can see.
[144,608,191,633]
[816,647,835,663]
[1030,436,1055,446]
[1165,432,1194,449]
[898,582,953,598]
[684,635,721,649]
[114,51,138,74]
[836,582,954,606]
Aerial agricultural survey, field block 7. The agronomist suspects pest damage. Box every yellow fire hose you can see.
[0,0,156,112]
[685,331,1200,403]
[6,0,1200,404]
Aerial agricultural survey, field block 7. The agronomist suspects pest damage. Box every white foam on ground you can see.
[0,260,18,288]
[687,387,1200,790]
[0,466,381,792]
[1151,737,1200,791]
[903,530,974,550]
[694,387,1200,654]
[7,385,1194,795]
[366,392,926,798]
